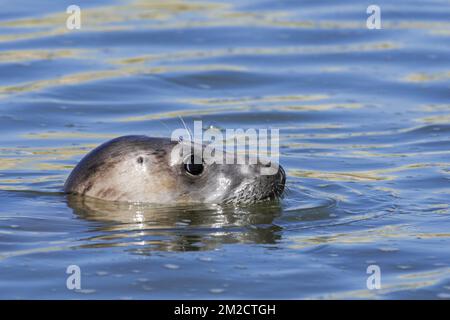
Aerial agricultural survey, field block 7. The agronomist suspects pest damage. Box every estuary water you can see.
[0,0,449,299]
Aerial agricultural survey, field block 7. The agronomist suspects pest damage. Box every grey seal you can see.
[64,135,285,204]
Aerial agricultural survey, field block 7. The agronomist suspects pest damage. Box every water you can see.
[0,0,449,299]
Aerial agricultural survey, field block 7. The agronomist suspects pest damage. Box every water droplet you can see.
[198,257,213,262]
[209,288,225,294]
[397,265,412,270]
[329,253,339,257]
[75,289,96,294]
[379,247,399,252]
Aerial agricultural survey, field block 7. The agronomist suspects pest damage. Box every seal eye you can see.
[137,156,144,164]
[184,155,204,176]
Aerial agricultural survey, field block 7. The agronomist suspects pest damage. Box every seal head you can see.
[64,135,285,204]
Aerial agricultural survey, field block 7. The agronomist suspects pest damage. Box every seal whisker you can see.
[178,116,193,143]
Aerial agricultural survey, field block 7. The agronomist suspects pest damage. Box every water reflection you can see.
[67,195,283,253]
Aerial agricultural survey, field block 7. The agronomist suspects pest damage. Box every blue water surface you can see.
[0,0,449,299]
